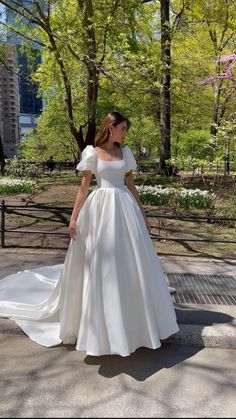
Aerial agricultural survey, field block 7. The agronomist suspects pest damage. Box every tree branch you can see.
[0,0,46,28]
[172,0,191,32]
[99,0,120,65]
[0,20,47,48]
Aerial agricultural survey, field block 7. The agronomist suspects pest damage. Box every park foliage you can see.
[0,0,235,170]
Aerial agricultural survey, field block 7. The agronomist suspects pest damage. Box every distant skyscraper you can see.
[17,46,43,115]
[0,45,20,157]
[5,3,43,142]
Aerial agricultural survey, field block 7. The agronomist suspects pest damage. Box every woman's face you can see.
[110,121,128,144]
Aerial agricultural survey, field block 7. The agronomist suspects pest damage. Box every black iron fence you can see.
[145,210,236,244]
[4,160,78,174]
[1,199,236,249]
[4,158,236,175]
[0,200,71,248]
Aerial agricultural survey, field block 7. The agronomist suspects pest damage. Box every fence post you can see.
[1,199,5,248]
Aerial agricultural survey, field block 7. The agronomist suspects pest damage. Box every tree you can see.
[20,99,79,162]
[190,0,236,135]
[201,53,236,135]
[159,0,171,174]
[0,0,138,152]
[212,115,236,174]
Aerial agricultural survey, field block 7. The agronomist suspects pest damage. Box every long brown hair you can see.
[95,111,131,148]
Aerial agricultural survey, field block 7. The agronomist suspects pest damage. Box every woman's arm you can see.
[124,170,151,234]
[69,170,93,239]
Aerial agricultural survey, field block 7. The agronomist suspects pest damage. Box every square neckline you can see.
[94,146,124,162]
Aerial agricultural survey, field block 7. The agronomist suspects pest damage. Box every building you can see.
[19,113,39,138]
[5,3,43,145]
[0,44,20,157]
[16,46,42,139]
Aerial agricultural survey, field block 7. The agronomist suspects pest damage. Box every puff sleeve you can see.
[76,145,97,174]
[124,145,137,172]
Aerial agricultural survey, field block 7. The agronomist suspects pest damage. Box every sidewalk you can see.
[162,255,236,349]
[1,250,236,418]
[0,249,236,350]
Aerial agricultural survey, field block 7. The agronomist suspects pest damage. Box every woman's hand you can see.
[68,219,77,240]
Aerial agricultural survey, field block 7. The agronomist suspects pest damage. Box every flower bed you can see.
[0,178,37,195]
[136,185,213,209]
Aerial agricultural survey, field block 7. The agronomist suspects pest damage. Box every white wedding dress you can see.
[0,145,179,356]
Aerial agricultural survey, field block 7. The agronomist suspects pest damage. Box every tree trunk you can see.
[211,83,221,136]
[81,0,99,147]
[160,0,171,175]
[85,68,99,145]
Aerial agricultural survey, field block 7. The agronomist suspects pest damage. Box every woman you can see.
[0,111,179,357]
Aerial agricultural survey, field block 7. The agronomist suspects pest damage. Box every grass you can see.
[150,215,236,258]
[38,172,81,186]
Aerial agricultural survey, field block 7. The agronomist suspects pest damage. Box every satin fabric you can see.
[0,145,179,356]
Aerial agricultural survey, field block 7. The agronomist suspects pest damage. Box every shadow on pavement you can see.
[175,306,235,325]
[83,344,202,381]
[81,306,235,381]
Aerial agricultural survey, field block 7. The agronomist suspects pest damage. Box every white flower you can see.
[0,178,36,187]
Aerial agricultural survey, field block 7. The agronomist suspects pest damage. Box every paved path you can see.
[0,250,236,417]
[1,336,236,418]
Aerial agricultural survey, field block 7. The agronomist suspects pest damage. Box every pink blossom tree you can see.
[201,53,236,135]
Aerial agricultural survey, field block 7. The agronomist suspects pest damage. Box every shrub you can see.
[5,158,40,179]
[215,197,236,227]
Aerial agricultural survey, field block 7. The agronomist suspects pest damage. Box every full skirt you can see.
[0,187,179,356]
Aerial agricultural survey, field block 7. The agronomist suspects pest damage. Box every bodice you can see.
[76,144,137,189]
[95,158,127,189]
